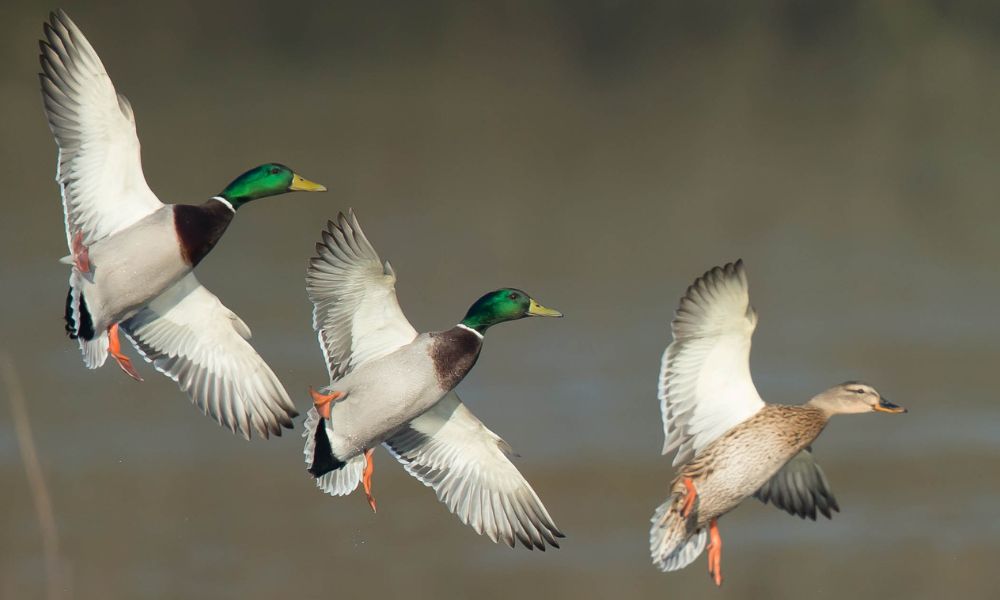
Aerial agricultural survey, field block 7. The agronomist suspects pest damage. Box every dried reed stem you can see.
[1,353,64,600]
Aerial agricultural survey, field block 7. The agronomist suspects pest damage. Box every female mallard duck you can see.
[650,260,906,586]
[302,211,565,549]
[39,11,326,438]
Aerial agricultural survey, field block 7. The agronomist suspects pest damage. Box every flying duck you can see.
[650,261,906,585]
[39,11,326,438]
[303,211,565,549]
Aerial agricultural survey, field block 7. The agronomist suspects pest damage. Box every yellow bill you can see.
[290,173,327,192]
[527,298,563,317]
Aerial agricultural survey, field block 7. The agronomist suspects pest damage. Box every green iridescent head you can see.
[460,288,562,334]
[218,163,326,209]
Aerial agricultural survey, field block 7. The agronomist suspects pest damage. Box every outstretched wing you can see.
[121,274,296,440]
[306,211,417,382]
[659,260,765,466]
[384,392,564,550]
[39,10,162,248]
[754,449,839,520]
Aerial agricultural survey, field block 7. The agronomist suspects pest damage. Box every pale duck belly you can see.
[77,207,190,330]
[324,335,445,459]
[688,425,806,527]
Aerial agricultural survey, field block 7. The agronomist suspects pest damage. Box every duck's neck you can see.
[781,404,831,447]
[173,199,236,267]
[456,323,484,339]
[429,325,485,391]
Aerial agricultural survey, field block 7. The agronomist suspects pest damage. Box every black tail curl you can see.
[307,417,346,477]
[64,287,77,338]
[64,286,95,340]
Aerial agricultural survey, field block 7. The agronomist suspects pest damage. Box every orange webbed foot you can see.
[362,448,377,513]
[680,477,698,519]
[707,518,723,587]
[309,387,343,420]
[108,324,142,381]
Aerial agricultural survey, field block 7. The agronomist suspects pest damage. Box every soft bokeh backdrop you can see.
[2,1,999,598]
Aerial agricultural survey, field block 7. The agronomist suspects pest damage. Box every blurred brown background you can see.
[2,1,999,598]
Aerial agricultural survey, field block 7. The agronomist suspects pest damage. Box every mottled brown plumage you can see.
[670,405,827,529]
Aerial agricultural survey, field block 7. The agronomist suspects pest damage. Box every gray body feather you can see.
[74,206,188,331]
[321,333,454,460]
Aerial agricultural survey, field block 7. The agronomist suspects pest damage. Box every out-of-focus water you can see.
[2,2,999,598]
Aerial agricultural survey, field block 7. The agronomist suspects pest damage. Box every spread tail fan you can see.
[650,495,707,572]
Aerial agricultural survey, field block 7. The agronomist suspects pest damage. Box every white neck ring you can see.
[211,196,235,213]
[456,323,484,339]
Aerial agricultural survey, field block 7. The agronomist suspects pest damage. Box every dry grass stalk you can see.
[2,352,65,600]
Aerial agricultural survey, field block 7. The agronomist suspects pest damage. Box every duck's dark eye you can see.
[270,167,280,174]
[852,388,865,394]
[508,293,518,300]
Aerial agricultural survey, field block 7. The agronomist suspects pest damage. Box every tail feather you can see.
[64,287,77,338]
[302,406,364,495]
[650,496,707,572]
[79,334,108,369]
[315,456,365,496]
[66,275,107,367]
[65,273,96,339]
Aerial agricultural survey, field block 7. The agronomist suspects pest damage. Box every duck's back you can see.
[678,404,828,525]
[325,326,483,459]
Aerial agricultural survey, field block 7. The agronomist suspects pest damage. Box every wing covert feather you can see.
[122,274,296,439]
[384,392,563,550]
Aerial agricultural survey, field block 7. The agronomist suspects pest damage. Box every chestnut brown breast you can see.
[173,201,235,267]
[429,326,483,391]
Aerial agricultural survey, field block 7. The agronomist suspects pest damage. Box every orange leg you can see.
[362,448,377,513]
[108,324,142,381]
[308,387,343,420]
[680,477,698,518]
[72,231,91,273]
[707,518,723,587]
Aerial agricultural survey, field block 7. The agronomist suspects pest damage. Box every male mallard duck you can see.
[39,11,326,438]
[302,211,565,549]
[649,261,906,586]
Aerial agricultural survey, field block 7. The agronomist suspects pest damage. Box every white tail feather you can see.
[79,333,108,369]
[302,406,365,496]
[315,456,365,496]
[650,497,707,572]
[67,270,107,368]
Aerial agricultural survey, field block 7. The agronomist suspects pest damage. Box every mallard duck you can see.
[302,211,565,549]
[649,260,906,586]
[39,11,327,439]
